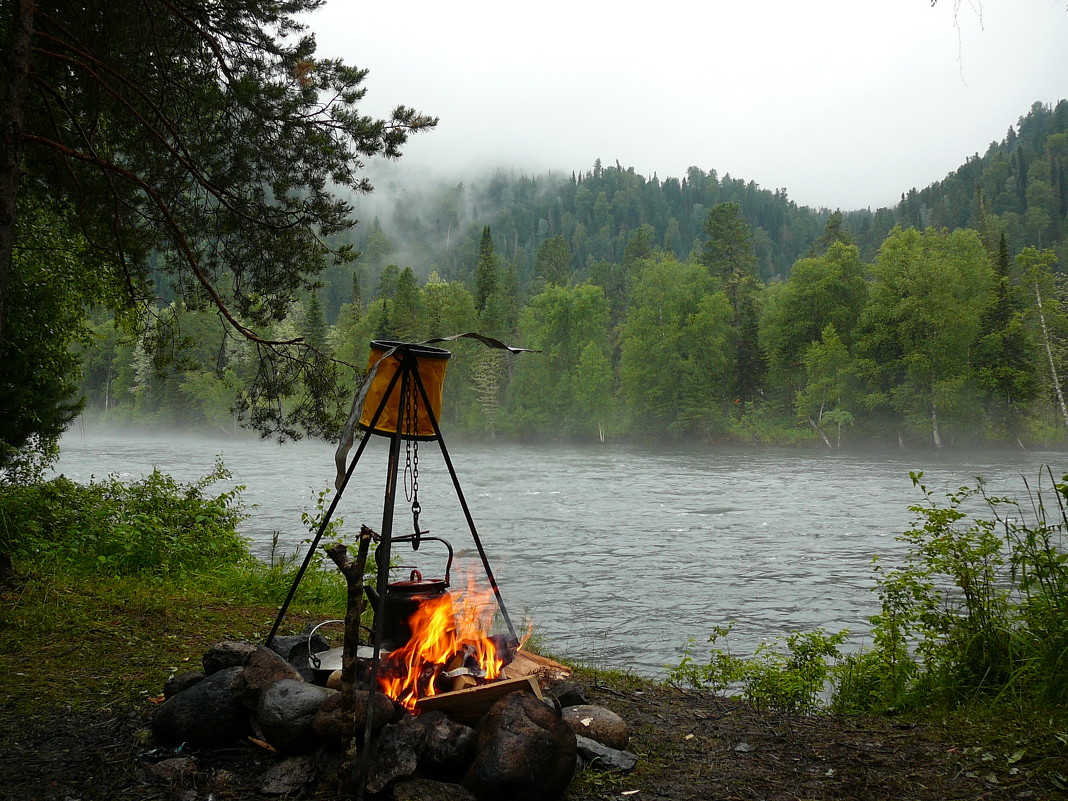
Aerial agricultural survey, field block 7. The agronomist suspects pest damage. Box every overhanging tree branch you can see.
[1,0,435,447]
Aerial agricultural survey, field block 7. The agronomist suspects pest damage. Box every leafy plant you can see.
[835,469,1068,711]
[670,624,847,713]
[0,458,248,578]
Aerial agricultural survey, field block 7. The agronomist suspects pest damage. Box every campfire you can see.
[379,577,520,713]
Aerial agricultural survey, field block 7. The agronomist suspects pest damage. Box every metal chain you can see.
[403,375,421,543]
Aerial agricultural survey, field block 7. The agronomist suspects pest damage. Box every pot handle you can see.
[307,619,344,669]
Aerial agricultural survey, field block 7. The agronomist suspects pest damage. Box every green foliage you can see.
[673,469,1068,717]
[475,226,498,312]
[619,255,733,436]
[5,0,435,446]
[854,227,994,446]
[670,624,848,713]
[761,242,867,397]
[507,283,611,435]
[66,105,1068,448]
[0,459,249,579]
[534,235,573,286]
[0,199,98,472]
[837,470,1068,712]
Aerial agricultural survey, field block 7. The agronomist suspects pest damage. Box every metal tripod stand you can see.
[264,341,517,794]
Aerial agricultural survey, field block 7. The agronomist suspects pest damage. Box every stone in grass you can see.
[561,704,629,750]
[231,646,303,711]
[550,682,589,709]
[163,671,204,699]
[574,734,638,773]
[152,667,248,748]
[463,692,576,801]
[265,632,329,664]
[256,679,336,754]
[267,631,330,683]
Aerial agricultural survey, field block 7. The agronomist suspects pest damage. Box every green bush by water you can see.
[672,469,1068,714]
[0,459,249,578]
[0,460,354,611]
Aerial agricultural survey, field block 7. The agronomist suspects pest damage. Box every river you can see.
[53,425,1065,677]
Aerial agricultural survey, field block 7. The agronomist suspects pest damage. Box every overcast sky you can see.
[306,0,1068,212]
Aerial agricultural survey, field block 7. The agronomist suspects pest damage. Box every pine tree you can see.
[807,210,853,257]
[699,203,766,405]
[974,234,1038,441]
[534,236,572,286]
[301,293,328,352]
[0,0,435,448]
[475,226,497,312]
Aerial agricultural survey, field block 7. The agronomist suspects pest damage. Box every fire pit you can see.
[259,338,556,796]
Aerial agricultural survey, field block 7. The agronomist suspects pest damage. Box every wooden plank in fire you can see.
[414,675,543,725]
[501,649,572,681]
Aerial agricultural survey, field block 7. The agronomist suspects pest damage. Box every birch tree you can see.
[854,227,993,447]
[1016,247,1068,432]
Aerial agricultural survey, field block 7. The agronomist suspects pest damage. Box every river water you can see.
[53,425,1065,677]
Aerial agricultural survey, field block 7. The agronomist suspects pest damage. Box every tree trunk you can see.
[325,526,374,792]
[1033,281,1068,432]
[931,403,942,449]
[808,417,832,450]
[0,0,36,381]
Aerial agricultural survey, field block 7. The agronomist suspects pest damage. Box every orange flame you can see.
[379,578,507,712]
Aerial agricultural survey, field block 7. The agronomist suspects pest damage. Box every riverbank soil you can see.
[1,580,1065,800]
[570,675,1067,800]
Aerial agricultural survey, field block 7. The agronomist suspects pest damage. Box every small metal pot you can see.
[306,620,376,685]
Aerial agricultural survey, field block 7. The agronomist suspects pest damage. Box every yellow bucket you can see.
[359,341,451,439]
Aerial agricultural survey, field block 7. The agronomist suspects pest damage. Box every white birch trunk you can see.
[808,417,832,450]
[1033,281,1068,432]
[931,403,942,449]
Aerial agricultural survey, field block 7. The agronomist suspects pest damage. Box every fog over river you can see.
[55,426,1065,677]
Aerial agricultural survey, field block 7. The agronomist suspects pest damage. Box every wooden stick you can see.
[325,524,375,791]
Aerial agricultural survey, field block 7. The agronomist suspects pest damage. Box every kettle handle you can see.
[387,534,453,587]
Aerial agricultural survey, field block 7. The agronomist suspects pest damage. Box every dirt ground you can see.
[572,678,1059,801]
[1,670,1063,801]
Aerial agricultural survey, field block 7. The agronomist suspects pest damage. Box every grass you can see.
[0,572,332,716]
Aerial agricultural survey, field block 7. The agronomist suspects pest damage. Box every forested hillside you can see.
[79,100,1068,449]
[331,100,1068,314]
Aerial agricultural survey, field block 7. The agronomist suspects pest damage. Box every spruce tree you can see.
[699,203,766,405]
[974,234,1038,440]
[475,226,497,312]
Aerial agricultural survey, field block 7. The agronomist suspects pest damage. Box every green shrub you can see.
[674,469,1068,715]
[670,624,847,713]
[842,470,1068,709]
[0,458,250,578]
